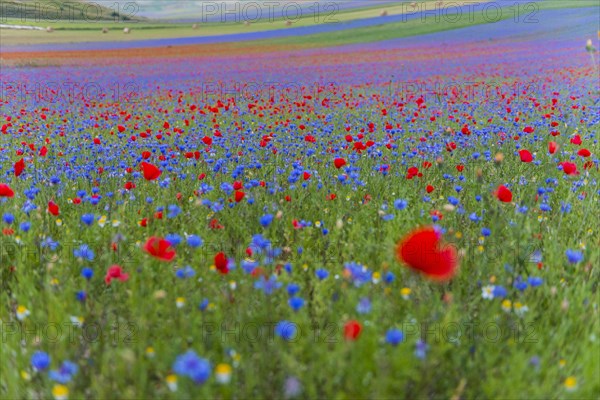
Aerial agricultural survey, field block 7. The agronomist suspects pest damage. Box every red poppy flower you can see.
[494,185,513,203]
[105,265,129,285]
[214,252,229,274]
[0,183,14,198]
[407,166,420,179]
[523,126,534,134]
[577,148,591,157]
[143,237,176,261]
[47,201,60,216]
[14,159,25,177]
[234,190,245,202]
[561,162,579,175]
[209,218,224,229]
[518,149,533,163]
[548,141,558,154]
[334,158,346,169]
[396,226,458,282]
[426,185,434,193]
[570,135,582,145]
[140,162,162,181]
[343,320,362,340]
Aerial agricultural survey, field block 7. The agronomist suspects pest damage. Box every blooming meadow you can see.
[1,2,599,399]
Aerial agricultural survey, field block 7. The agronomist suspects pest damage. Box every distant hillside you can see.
[0,0,146,22]
[130,0,394,21]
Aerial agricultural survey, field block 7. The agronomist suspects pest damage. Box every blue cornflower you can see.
[481,227,491,237]
[344,262,372,287]
[172,350,211,384]
[394,199,408,210]
[81,267,93,280]
[167,204,181,218]
[528,277,543,287]
[529,250,542,263]
[565,249,584,264]
[560,202,572,213]
[254,275,282,295]
[385,329,404,346]
[356,297,372,314]
[220,182,234,194]
[165,233,182,247]
[187,235,203,248]
[517,205,528,214]
[260,214,274,227]
[76,291,86,302]
[315,269,329,280]
[275,321,297,341]
[20,221,31,232]
[447,196,460,206]
[241,259,258,274]
[251,234,271,252]
[49,360,78,384]
[41,237,59,250]
[514,278,528,291]
[288,297,305,311]
[287,283,300,297]
[492,285,507,298]
[199,298,209,311]
[74,244,94,261]
[81,214,95,226]
[3,213,14,224]
[31,351,51,371]
[415,339,428,359]
[176,266,196,279]
[384,271,395,284]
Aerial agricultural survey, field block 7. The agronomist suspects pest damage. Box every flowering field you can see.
[1,2,599,399]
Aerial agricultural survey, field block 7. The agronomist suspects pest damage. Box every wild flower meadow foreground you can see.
[1,2,599,399]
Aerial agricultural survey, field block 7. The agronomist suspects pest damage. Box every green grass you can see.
[0,82,598,398]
